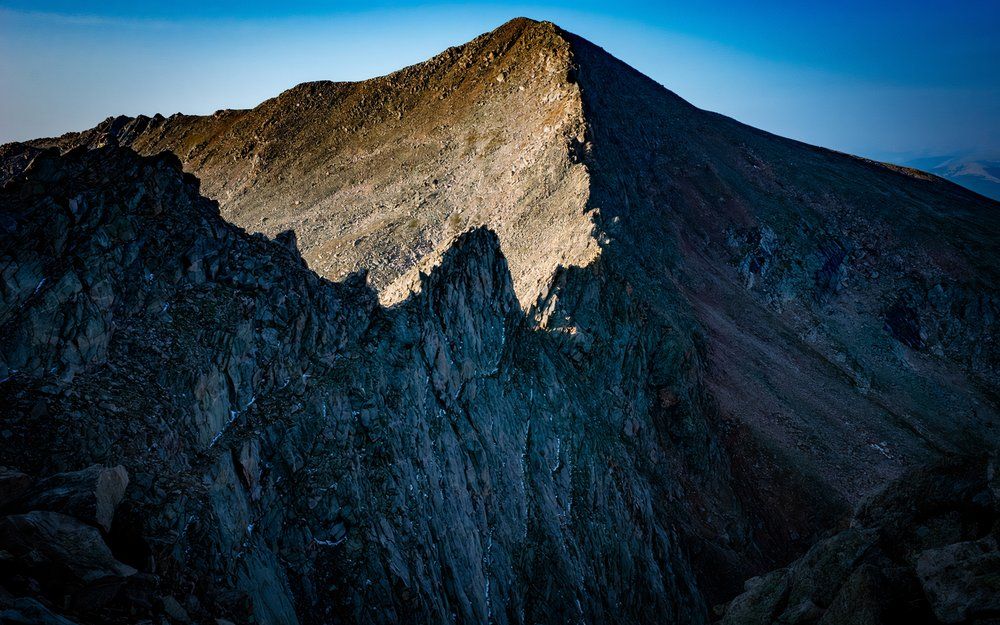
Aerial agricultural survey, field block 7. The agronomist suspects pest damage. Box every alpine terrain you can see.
[1,18,998,625]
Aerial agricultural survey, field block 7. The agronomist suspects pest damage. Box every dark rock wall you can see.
[1,146,717,624]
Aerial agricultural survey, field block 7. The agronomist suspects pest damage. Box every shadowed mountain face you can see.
[1,17,998,625]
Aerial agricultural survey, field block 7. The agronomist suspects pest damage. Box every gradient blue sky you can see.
[1,1,997,161]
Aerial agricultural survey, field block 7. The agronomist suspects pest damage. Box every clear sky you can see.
[1,1,997,161]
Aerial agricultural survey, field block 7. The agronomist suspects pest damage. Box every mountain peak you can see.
[17,21,999,494]
[492,15,542,29]
[2,17,999,625]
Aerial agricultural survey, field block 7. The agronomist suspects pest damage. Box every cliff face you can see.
[2,16,998,625]
[0,146,727,624]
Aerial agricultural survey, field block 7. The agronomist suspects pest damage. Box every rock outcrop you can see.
[0,464,135,620]
[720,456,1000,625]
[7,465,128,532]
[1,16,998,625]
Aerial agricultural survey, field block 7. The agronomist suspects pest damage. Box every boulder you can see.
[0,511,136,610]
[161,596,191,623]
[0,597,81,625]
[0,468,32,508]
[915,535,1000,623]
[9,465,128,532]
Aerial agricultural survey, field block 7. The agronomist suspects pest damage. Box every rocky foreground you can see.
[1,17,999,625]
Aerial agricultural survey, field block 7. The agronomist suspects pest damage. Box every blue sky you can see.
[1,1,997,161]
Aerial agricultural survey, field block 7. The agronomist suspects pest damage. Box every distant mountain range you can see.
[892,153,1000,201]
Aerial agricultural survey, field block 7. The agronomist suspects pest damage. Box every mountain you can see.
[895,153,1000,201]
[1,18,998,625]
